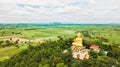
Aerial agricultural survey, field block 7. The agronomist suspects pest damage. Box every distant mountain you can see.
[49,22,62,25]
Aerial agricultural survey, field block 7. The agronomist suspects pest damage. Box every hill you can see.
[0,37,120,67]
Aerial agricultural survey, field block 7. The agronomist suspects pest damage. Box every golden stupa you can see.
[71,33,89,60]
[71,33,84,50]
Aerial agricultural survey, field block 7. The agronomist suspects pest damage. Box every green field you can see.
[0,46,21,61]
[0,24,120,61]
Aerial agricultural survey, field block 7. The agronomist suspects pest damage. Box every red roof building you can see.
[90,45,100,50]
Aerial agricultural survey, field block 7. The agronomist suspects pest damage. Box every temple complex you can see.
[71,33,89,60]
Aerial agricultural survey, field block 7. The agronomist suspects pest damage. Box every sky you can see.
[0,0,120,24]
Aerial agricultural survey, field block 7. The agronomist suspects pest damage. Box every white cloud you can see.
[0,0,120,23]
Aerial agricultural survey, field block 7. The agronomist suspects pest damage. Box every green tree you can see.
[107,47,120,59]
[56,63,68,67]
[29,62,39,67]
[89,50,98,58]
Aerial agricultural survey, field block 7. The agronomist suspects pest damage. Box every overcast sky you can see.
[0,0,120,24]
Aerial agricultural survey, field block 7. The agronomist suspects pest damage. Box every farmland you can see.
[0,24,120,44]
[0,24,120,66]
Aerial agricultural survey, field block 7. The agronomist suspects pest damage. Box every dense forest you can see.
[0,36,120,67]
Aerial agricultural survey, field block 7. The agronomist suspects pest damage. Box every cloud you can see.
[0,0,120,23]
[17,4,40,9]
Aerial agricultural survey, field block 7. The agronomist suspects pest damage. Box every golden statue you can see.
[72,33,83,46]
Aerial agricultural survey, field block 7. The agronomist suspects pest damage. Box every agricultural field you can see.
[0,24,120,64]
[0,46,21,61]
[0,24,120,43]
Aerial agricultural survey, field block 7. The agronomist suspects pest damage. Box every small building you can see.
[90,45,100,52]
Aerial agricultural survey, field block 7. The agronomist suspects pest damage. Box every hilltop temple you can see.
[71,33,89,60]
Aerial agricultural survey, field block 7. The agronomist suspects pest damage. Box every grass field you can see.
[0,46,21,61]
[0,24,120,61]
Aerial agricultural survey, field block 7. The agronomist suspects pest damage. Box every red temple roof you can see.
[90,45,100,50]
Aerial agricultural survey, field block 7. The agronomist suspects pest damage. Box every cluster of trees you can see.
[0,37,120,67]
[83,38,112,50]
[0,40,15,48]
[107,46,120,62]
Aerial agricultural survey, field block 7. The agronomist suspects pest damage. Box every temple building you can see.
[90,45,100,52]
[71,33,89,60]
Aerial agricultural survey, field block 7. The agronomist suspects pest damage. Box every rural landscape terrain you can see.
[0,24,120,67]
[1,0,120,66]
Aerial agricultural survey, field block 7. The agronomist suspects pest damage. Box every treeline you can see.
[0,37,120,67]
[0,40,16,48]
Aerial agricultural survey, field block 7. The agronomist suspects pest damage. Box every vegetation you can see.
[0,24,120,67]
[0,46,21,61]
[0,37,120,67]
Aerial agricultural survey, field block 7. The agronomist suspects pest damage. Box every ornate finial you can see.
[77,33,81,38]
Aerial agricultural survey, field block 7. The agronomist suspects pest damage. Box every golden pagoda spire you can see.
[77,33,81,38]
[71,33,83,46]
